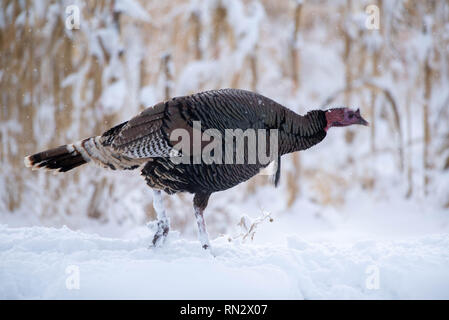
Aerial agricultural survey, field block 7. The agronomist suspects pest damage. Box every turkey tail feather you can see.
[24,141,90,173]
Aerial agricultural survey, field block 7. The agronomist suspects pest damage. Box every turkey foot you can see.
[151,218,169,247]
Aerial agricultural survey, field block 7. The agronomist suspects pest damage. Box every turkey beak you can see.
[355,109,369,126]
[358,116,369,126]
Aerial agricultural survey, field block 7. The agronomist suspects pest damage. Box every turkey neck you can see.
[275,108,328,156]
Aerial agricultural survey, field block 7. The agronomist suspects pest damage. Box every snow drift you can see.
[1,222,448,299]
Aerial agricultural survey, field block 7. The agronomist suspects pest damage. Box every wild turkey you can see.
[25,88,368,249]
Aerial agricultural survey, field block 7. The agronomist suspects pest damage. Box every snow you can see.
[1,222,448,300]
[114,0,151,22]
[1,189,449,299]
[100,80,127,114]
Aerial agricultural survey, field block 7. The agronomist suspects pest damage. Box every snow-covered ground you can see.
[1,193,448,300]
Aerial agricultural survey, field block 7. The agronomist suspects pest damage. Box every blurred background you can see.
[1,0,448,240]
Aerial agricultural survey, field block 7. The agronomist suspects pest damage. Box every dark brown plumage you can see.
[25,88,368,249]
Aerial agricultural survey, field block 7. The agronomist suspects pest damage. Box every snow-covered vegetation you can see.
[1,0,448,299]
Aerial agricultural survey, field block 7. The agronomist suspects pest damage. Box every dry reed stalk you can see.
[161,53,172,100]
[405,85,413,198]
[250,50,258,92]
[423,51,432,196]
[289,1,302,89]
[211,2,227,59]
[422,1,434,196]
[285,1,304,205]
[286,152,301,207]
[342,0,353,105]
[190,10,202,60]
[369,21,382,156]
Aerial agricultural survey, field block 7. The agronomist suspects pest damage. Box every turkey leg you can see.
[150,190,170,247]
[193,192,211,250]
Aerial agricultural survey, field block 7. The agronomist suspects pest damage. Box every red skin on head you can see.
[324,109,345,132]
[324,108,368,131]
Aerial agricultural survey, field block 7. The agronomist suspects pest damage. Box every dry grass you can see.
[304,169,348,207]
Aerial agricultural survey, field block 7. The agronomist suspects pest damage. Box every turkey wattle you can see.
[24,88,368,249]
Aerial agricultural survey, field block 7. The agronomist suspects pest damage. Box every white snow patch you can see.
[100,80,127,114]
[1,224,448,299]
[115,0,151,22]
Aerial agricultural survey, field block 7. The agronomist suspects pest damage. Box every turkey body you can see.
[25,88,331,250]
[117,89,328,195]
